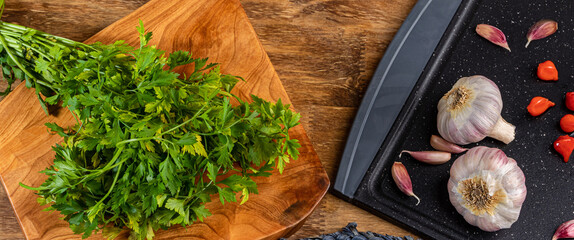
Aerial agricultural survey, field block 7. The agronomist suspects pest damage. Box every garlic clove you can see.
[391,162,420,205]
[400,150,451,165]
[476,24,511,51]
[553,220,574,240]
[525,19,558,48]
[430,134,468,153]
[500,158,527,205]
[448,146,526,232]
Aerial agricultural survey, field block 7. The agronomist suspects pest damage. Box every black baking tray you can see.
[334,0,574,239]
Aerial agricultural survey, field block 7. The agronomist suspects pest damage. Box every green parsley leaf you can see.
[0,20,302,240]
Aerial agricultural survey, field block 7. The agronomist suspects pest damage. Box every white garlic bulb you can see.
[437,75,515,145]
[448,146,527,232]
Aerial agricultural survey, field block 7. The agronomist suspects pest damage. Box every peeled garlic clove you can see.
[476,24,511,51]
[391,162,420,205]
[430,135,468,153]
[553,220,574,240]
[437,75,516,145]
[448,146,527,232]
[525,19,558,48]
[400,150,451,165]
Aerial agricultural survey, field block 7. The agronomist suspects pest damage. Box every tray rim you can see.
[341,0,488,238]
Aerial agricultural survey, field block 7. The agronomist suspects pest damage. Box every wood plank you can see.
[0,0,328,239]
[240,0,420,237]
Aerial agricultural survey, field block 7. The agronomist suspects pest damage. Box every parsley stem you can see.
[116,103,209,146]
[19,41,51,59]
[94,161,124,212]
[78,146,125,179]
[161,107,206,135]
[0,29,58,93]
[0,33,37,83]
[0,0,4,17]
[0,21,92,49]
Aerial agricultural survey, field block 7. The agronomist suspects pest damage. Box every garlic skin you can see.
[437,75,516,145]
[448,146,527,232]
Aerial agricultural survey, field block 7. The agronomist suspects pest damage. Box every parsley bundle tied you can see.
[0,3,301,239]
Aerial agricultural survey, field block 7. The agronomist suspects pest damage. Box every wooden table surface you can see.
[0,0,420,239]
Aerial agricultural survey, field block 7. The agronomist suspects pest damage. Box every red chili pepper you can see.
[561,114,574,133]
[566,92,574,111]
[537,60,558,81]
[554,135,574,162]
[527,96,555,116]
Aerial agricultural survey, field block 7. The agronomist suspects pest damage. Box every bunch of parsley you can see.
[0,11,300,240]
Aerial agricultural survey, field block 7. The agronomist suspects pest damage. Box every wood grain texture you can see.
[241,1,420,238]
[0,0,329,239]
[0,0,422,239]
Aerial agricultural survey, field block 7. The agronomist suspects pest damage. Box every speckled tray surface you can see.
[353,0,574,239]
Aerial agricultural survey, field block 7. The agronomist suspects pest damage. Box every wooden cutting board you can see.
[0,0,329,239]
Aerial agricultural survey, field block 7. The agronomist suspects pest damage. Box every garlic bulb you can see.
[448,146,527,232]
[437,75,515,145]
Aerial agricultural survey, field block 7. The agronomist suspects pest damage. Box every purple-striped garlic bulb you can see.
[448,146,527,232]
[437,75,515,145]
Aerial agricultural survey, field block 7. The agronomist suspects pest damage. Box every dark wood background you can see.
[0,0,419,239]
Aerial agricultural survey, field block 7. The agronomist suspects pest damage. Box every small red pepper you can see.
[554,135,574,163]
[566,92,574,111]
[561,114,574,133]
[537,60,558,81]
[527,96,555,116]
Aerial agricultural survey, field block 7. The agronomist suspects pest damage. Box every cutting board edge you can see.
[0,173,28,239]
